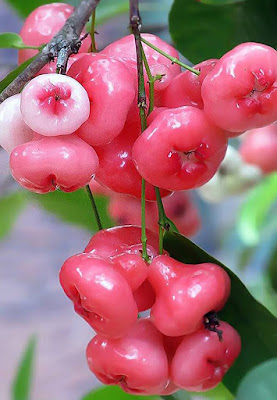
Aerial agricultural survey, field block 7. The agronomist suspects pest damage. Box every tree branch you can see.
[0,0,101,104]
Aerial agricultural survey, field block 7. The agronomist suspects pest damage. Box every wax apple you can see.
[132,106,228,191]
[20,74,90,136]
[240,123,277,173]
[68,54,136,146]
[103,33,181,77]
[0,94,33,153]
[148,255,230,336]
[94,117,171,200]
[60,254,137,337]
[18,3,91,64]
[160,59,218,109]
[202,43,277,133]
[10,134,99,193]
[86,319,169,395]
[171,321,241,391]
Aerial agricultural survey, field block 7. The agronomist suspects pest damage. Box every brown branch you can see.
[0,0,101,104]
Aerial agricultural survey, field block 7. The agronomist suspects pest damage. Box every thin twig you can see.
[86,185,103,231]
[0,0,101,103]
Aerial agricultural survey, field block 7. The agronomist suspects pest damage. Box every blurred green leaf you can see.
[4,0,79,17]
[268,244,277,293]
[0,191,27,239]
[30,189,114,232]
[236,359,277,400]
[169,0,277,63]
[198,0,244,4]
[199,383,233,400]
[11,336,36,400]
[0,33,30,49]
[164,232,277,394]
[237,174,277,246]
[95,0,129,26]
[82,385,159,400]
[0,56,36,94]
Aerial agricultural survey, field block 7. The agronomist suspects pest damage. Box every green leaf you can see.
[4,0,79,18]
[198,0,244,4]
[164,232,277,394]
[30,189,114,232]
[82,385,159,400]
[169,0,277,63]
[236,359,277,400]
[95,0,129,26]
[0,33,25,49]
[0,56,36,94]
[0,191,27,239]
[11,336,36,400]
[199,383,233,400]
[237,174,277,246]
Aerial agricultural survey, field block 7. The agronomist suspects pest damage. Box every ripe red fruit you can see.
[59,254,138,338]
[240,123,277,173]
[18,3,91,64]
[132,106,227,191]
[148,255,230,336]
[86,318,169,395]
[10,134,99,193]
[202,42,277,133]
[94,116,171,200]
[170,321,241,391]
[68,53,136,146]
[160,59,218,109]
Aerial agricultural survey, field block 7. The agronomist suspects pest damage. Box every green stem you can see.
[141,46,155,114]
[89,8,97,52]
[141,37,200,75]
[86,185,103,231]
[129,1,149,262]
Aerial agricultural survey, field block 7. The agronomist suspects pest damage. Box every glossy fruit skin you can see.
[84,225,160,311]
[10,134,99,193]
[68,53,136,146]
[240,123,277,173]
[160,59,218,109]
[170,321,241,391]
[94,116,171,200]
[59,254,138,338]
[0,94,33,153]
[148,255,231,336]
[84,225,160,262]
[38,53,87,75]
[20,74,90,136]
[102,33,181,77]
[86,318,169,395]
[202,42,277,133]
[132,106,228,191]
[18,3,91,64]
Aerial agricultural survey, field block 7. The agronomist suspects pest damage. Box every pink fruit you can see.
[0,94,33,153]
[59,254,137,338]
[132,106,227,191]
[202,43,277,133]
[68,53,136,146]
[84,225,160,262]
[171,321,241,391]
[18,3,91,64]
[133,280,156,312]
[240,123,277,173]
[89,179,112,196]
[37,53,87,75]
[86,318,169,394]
[103,33,181,77]
[20,74,90,136]
[148,255,231,336]
[160,59,218,109]
[10,134,99,193]
[94,116,171,200]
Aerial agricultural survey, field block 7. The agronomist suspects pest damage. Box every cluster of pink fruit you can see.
[60,225,241,395]
[1,2,277,395]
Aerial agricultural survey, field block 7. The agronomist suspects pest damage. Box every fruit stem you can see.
[89,8,97,52]
[141,46,154,114]
[141,37,200,76]
[86,184,103,231]
[129,0,150,263]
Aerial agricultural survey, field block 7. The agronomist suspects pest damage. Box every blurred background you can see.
[0,0,276,399]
